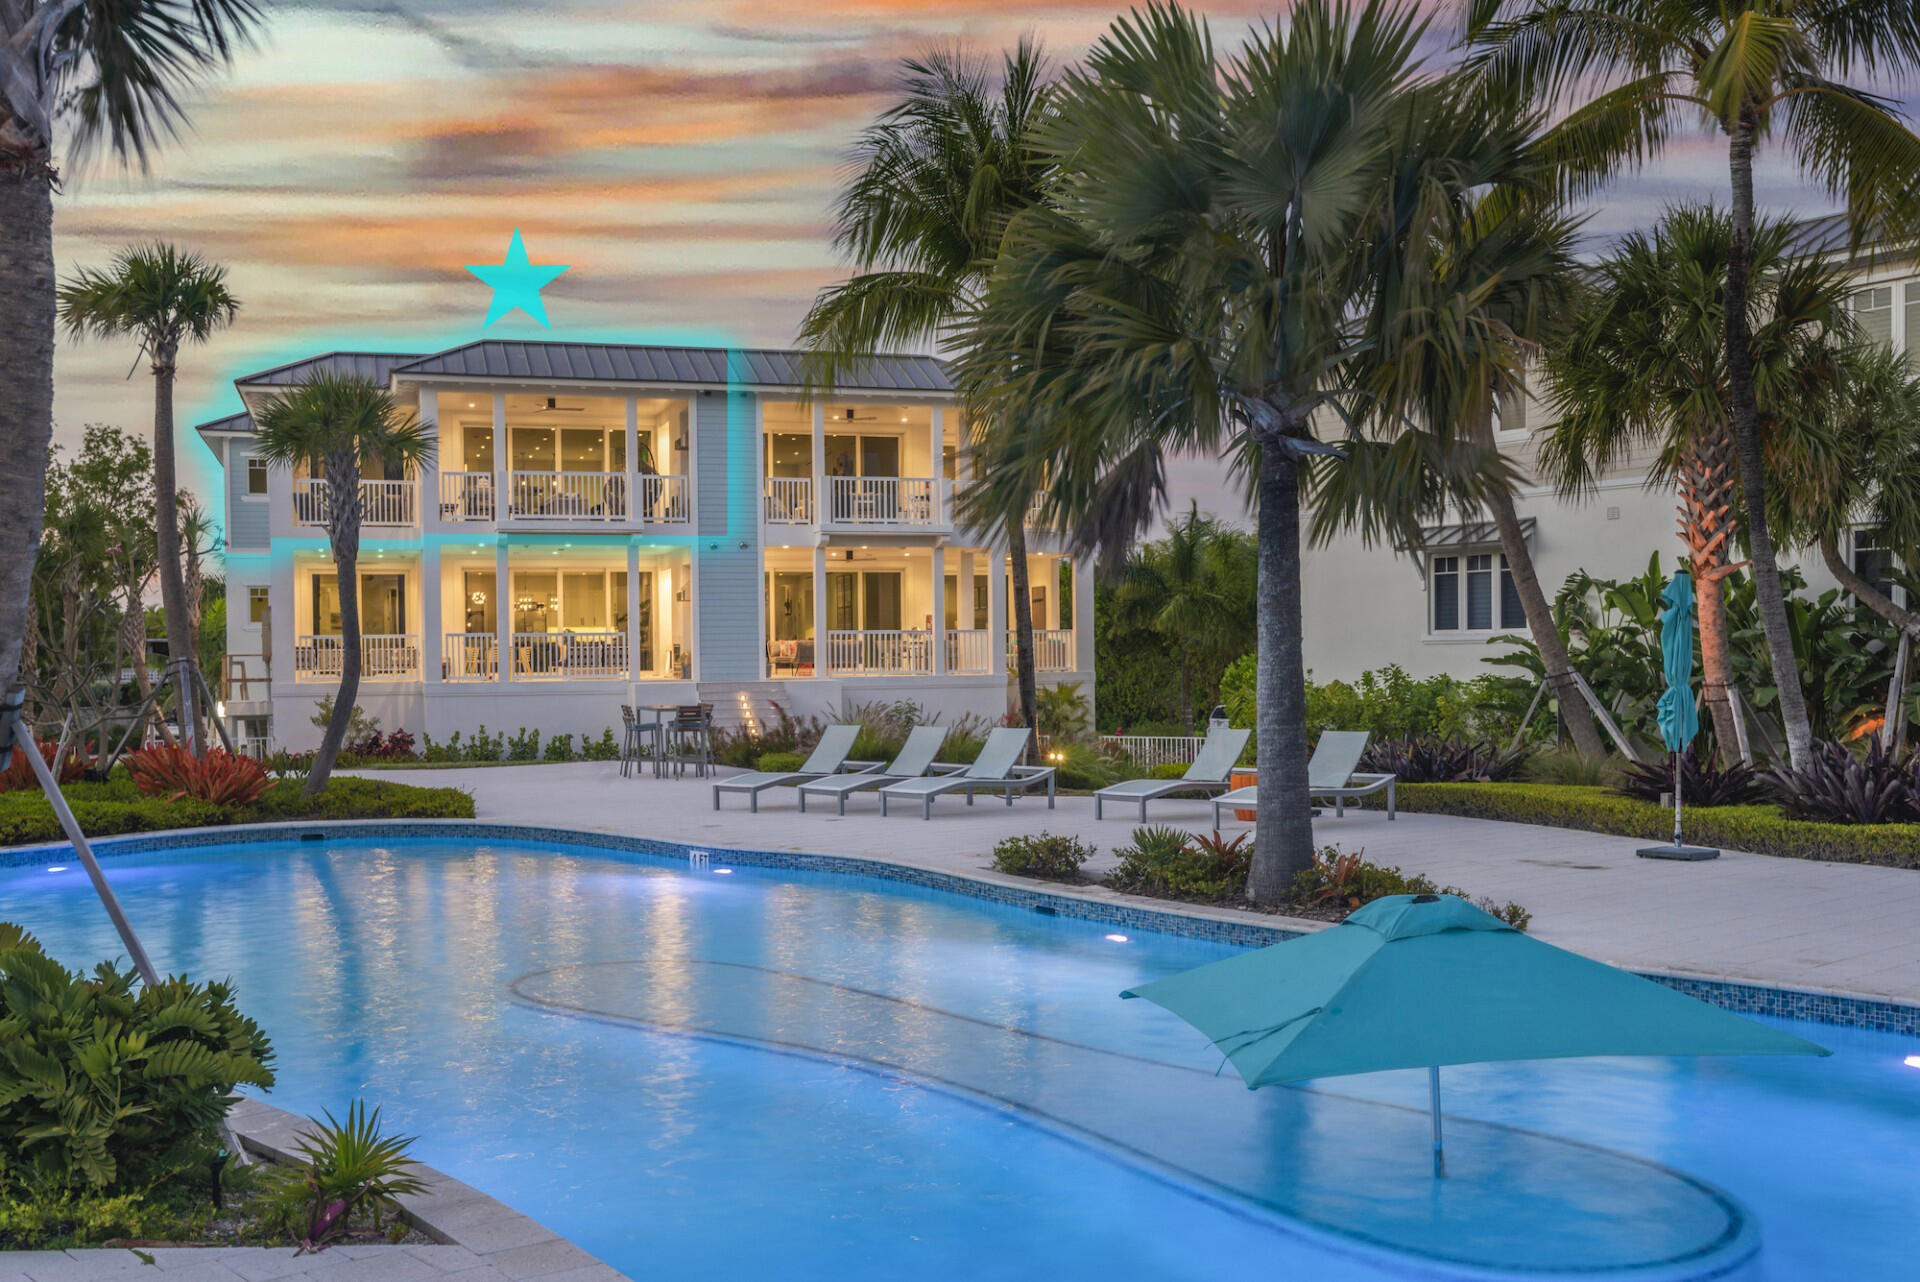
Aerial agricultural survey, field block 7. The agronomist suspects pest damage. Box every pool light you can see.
[1904,1054,1920,1069]
[1105,933,1129,943]
[714,868,733,875]
[45,866,67,873]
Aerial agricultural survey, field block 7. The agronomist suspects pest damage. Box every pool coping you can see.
[8,816,1918,1037]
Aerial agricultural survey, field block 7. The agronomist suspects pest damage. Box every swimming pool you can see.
[2,833,1913,1280]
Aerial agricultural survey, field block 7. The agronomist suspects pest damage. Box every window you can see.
[1497,372,1528,434]
[245,456,268,495]
[1431,550,1525,633]
[1853,527,1896,601]
[1851,286,1894,347]
[247,586,269,624]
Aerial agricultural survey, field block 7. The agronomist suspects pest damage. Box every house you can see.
[1299,229,1914,686]
[199,341,1093,754]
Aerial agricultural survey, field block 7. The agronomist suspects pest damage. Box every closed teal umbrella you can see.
[1643,571,1717,859]
[1122,893,1826,1176]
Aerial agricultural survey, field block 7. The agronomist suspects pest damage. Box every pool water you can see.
[2,838,1914,1280]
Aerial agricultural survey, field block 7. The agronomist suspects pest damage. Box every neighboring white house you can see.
[1300,231,1914,686]
[199,341,1093,754]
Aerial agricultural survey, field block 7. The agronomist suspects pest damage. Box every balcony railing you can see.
[825,476,941,526]
[508,471,626,521]
[1009,628,1075,672]
[439,472,495,522]
[443,633,497,681]
[635,474,691,524]
[945,629,992,675]
[511,631,628,679]
[825,629,933,675]
[293,634,421,681]
[293,478,416,527]
[763,477,813,524]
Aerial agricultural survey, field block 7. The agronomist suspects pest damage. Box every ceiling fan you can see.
[838,406,884,423]
[528,397,584,414]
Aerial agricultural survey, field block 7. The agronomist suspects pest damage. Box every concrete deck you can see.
[369,760,1920,1006]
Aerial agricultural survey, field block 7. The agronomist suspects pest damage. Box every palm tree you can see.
[799,40,1054,746]
[252,373,433,793]
[1540,208,1854,762]
[1112,506,1255,734]
[0,1,262,728]
[959,1,1519,901]
[1465,0,1920,771]
[59,244,240,752]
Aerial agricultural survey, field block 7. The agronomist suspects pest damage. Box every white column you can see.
[623,395,639,523]
[958,550,976,628]
[494,540,511,682]
[1073,554,1095,679]
[491,393,508,523]
[811,399,827,525]
[988,548,1007,677]
[930,546,947,676]
[1045,555,1060,628]
[626,540,642,678]
[929,406,945,521]
[421,543,442,684]
[416,391,440,533]
[812,541,828,676]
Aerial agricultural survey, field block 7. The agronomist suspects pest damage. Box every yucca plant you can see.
[274,1101,426,1252]
[123,745,273,806]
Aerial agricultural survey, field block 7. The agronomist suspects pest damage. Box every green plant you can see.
[582,729,620,761]
[310,696,380,743]
[755,751,806,774]
[1286,849,1532,929]
[1106,826,1251,902]
[1034,682,1091,742]
[1147,762,1190,780]
[123,746,273,806]
[0,923,275,1192]
[1521,747,1624,788]
[505,727,540,761]
[1046,741,1130,791]
[0,776,474,847]
[541,733,576,762]
[990,832,1094,881]
[271,1101,426,1252]
[0,1187,155,1249]
[463,726,506,763]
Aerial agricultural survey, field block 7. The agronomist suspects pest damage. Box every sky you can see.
[46,0,1856,537]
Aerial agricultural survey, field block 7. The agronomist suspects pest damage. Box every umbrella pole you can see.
[1429,1066,1445,1179]
[1672,750,1684,849]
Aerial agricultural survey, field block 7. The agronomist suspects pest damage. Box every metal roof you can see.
[194,410,256,435]
[234,351,429,388]
[391,341,953,392]
[1413,518,1536,549]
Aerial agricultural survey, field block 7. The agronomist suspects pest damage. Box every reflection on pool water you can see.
[1,837,1913,1281]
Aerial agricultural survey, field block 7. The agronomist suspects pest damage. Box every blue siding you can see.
[694,388,761,679]
[226,440,270,551]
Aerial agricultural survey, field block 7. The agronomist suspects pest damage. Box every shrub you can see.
[1766,738,1915,825]
[310,696,379,742]
[505,727,541,762]
[1048,741,1129,791]
[463,726,506,763]
[0,1187,155,1249]
[0,923,275,1192]
[1360,735,1527,784]
[269,1101,426,1252]
[1148,762,1191,780]
[1288,848,1530,929]
[1521,747,1624,788]
[1035,682,1091,742]
[124,747,274,806]
[1220,659,1528,746]
[0,777,474,846]
[1106,826,1250,902]
[542,733,576,762]
[755,751,806,773]
[582,728,620,761]
[990,832,1094,881]
[345,729,416,761]
[712,703,827,769]
[1615,745,1772,807]
[0,741,84,794]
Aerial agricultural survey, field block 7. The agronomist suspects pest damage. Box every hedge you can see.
[1388,783,1920,869]
[0,777,474,848]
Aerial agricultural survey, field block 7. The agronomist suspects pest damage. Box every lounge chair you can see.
[1209,729,1396,828]
[797,725,958,815]
[878,727,1056,819]
[1092,725,1251,821]
[711,724,871,812]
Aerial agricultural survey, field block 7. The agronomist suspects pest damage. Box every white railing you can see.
[825,629,933,675]
[1024,491,1050,529]
[444,632,497,681]
[763,477,813,524]
[636,474,690,524]
[826,476,940,526]
[1099,735,1205,768]
[293,478,416,527]
[293,634,420,681]
[511,631,628,679]
[945,628,992,675]
[1009,628,1075,672]
[509,471,626,520]
[239,736,270,760]
[439,472,495,522]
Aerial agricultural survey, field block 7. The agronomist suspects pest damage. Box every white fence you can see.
[443,633,497,681]
[1098,734,1204,768]
[763,477,814,524]
[1011,628,1075,672]
[509,471,626,520]
[636,474,691,524]
[945,629,992,675]
[825,476,941,526]
[293,478,416,527]
[293,634,420,681]
[511,631,629,679]
[826,629,933,674]
[439,472,494,522]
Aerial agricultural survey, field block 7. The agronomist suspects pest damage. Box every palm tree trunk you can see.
[1485,487,1606,757]
[308,547,359,795]
[150,340,203,756]
[1677,437,1745,761]
[1246,440,1314,906]
[0,164,57,708]
[1694,570,1744,762]
[1725,115,1814,769]
[1821,534,1920,638]
[1178,658,1194,735]
[1007,521,1039,761]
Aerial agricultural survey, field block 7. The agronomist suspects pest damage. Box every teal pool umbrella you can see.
[1641,571,1717,860]
[1122,894,1826,1177]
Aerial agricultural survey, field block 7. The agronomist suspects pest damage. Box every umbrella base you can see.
[1636,842,1720,861]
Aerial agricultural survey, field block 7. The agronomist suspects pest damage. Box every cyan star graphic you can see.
[465,229,569,328]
